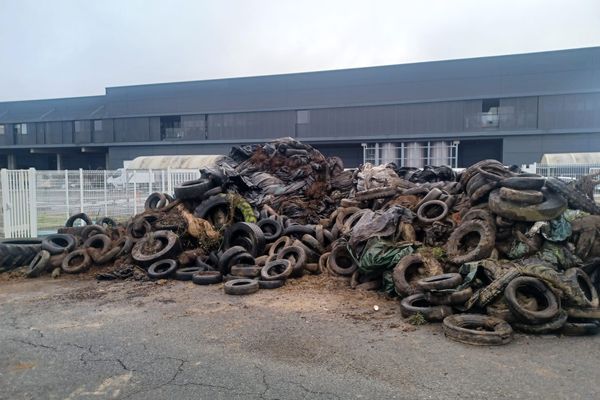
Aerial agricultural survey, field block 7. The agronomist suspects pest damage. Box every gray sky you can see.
[0,0,599,101]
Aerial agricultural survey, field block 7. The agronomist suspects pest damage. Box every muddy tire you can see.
[560,320,600,336]
[447,220,495,264]
[257,219,282,242]
[230,264,262,278]
[400,293,453,321]
[499,175,545,191]
[261,259,293,281]
[277,245,307,276]
[425,287,473,305]
[145,192,168,210]
[512,310,568,334]
[224,278,259,295]
[443,314,513,346]
[327,244,358,276]
[217,246,247,275]
[192,271,223,285]
[26,250,51,278]
[416,200,449,224]
[61,249,91,274]
[498,187,544,205]
[565,268,599,308]
[546,177,600,215]
[174,266,203,281]
[416,273,462,291]
[257,279,285,289]
[147,259,178,279]
[41,234,76,255]
[504,277,560,325]
[131,230,181,266]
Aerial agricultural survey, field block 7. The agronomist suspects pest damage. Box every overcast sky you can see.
[0,0,599,102]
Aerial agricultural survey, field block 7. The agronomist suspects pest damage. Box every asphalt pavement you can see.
[0,275,598,400]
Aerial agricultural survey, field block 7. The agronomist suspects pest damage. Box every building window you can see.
[363,141,459,168]
[482,99,500,113]
[297,110,310,124]
[160,116,183,140]
[74,120,83,133]
[14,123,28,135]
[0,124,4,135]
[93,120,103,131]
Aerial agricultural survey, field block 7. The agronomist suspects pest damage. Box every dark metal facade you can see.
[0,47,599,169]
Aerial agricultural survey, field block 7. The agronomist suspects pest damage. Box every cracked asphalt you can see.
[1,275,599,400]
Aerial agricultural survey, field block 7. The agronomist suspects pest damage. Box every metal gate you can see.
[0,168,37,238]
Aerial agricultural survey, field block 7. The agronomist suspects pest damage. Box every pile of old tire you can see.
[25,214,132,278]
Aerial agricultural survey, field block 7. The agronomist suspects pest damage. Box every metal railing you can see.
[529,162,600,200]
[0,168,200,238]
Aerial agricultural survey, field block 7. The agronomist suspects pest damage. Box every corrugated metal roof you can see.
[540,152,600,164]
[1,46,599,123]
[126,155,225,169]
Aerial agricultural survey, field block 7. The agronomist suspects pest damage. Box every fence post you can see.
[28,168,37,237]
[161,170,165,193]
[133,181,137,215]
[149,168,153,195]
[104,170,108,217]
[65,170,70,219]
[1,169,11,238]
[167,167,172,194]
[79,168,84,213]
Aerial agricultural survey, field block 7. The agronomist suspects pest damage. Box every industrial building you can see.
[0,46,599,170]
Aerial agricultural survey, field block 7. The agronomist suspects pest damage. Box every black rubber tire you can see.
[417,200,449,224]
[26,250,51,278]
[228,252,255,268]
[147,259,178,279]
[223,222,266,257]
[192,271,223,285]
[565,268,599,308]
[61,249,91,274]
[174,267,203,281]
[81,225,108,241]
[283,224,316,239]
[131,230,181,266]
[327,245,358,276]
[268,236,292,257]
[447,220,495,264]
[499,175,546,191]
[0,238,43,272]
[261,259,293,281]
[96,217,118,227]
[392,254,429,297]
[443,314,513,346]
[257,219,283,242]
[400,293,453,322]
[546,177,600,215]
[114,236,134,258]
[174,178,215,200]
[258,279,285,289]
[65,213,92,227]
[217,246,247,275]
[230,264,262,278]
[42,234,76,255]
[425,287,473,306]
[126,219,152,240]
[416,273,463,291]
[145,192,167,210]
[488,188,567,222]
[560,319,600,336]
[276,245,307,276]
[92,246,122,265]
[224,278,260,295]
[512,310,568,334]
[504,277,560,325]
[499,187,544,205]
[193,194,230,219]
[83,234,112,253]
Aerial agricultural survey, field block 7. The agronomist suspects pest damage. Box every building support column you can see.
[56,153,62,170]
[7,154,16,169]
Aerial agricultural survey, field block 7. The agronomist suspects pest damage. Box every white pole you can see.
[1,169,11,238]
[79,168,84,213]
[103,170,108,217]
[65,170,70,219]
[133,181,137,215]
[28,168,37,237]
[149,168,153,195]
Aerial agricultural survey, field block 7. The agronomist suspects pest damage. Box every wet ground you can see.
[1,274,598,400]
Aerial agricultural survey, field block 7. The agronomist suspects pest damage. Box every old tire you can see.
[417,200,449,224]
[560,320,600,336]
[223,222,266,258]
[258,279,285,289]
[192,271,223,285]
[174,267,203,281]
[498,187,544,205]
[504,277,560,325]
[26,250,51,278]
[41,234,77,255]
[416,273,462,291]
[488,188,567,222]
[224,278,259,295]
[261,259,293,281]
[174,178,214,200]
[61,249,91,274]
[565,268,599,308]
[131,230,181,266]
[400,293,453,321]
[512,310,568,334]
[147,259,178,279]
[447,220,495,264]
[0,238,43,272]
[443,314,513,346]
[327,245,358,276]
[257,219,283,242]
[65,213,92,227]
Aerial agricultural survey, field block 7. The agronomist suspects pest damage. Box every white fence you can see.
[0,168,199,238]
